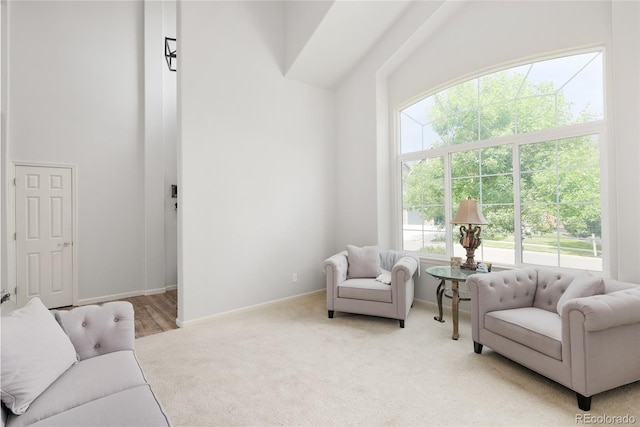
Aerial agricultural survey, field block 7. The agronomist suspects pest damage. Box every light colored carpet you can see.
[135,291,640,427]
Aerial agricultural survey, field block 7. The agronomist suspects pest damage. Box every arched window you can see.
[398,50,604,271]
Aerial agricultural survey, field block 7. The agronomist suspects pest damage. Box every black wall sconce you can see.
[165,37,177,72]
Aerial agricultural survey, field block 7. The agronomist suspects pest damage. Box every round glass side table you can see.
[425,266,482,340]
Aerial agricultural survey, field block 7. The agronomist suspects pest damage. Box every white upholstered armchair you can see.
[323,246,419,328]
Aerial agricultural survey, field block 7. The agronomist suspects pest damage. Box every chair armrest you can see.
[391,256,418,321]
[58,301,135,360]
[391,256,418,285]
[467,269,538,341]
[562,287,640,332]
[324,252,348,310]
[324,252,348,286]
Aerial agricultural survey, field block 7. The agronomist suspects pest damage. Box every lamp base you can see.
[458,224,481,271]
[461,245,478,270]
[461,261,477,270]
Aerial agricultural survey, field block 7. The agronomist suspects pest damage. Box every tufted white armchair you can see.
[467,268,640,411]
[324,248,419,328]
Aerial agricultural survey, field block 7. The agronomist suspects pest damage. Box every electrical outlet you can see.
[292,273,298,283]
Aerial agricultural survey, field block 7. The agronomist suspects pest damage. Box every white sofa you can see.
[467,268,640,410]
[1,298,170,426]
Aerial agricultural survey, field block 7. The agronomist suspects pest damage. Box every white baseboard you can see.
[176,288,324,328]
[77,285,177,306]
[144,285,176,296]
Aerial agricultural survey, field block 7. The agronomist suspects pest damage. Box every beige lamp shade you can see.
[451,197,488,225]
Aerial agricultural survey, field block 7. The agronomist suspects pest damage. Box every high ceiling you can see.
[284,0,415,89]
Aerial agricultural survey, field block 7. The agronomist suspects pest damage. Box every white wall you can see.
[162,0,178,287]
[142,0,178,292]
[334,0,448,252]
[178,1,336,323]
[1,0,7,295]
[3,0,179,304]
[5,1,150,302]
[336,0,640,305]
[144,0,167,296]
[610,0,640,283]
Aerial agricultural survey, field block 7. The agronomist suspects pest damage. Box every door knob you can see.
[58,242,71,248]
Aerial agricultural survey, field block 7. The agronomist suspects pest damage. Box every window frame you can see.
[392,49,609,274]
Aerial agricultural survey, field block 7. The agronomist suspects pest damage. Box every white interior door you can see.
[15,165,74,308]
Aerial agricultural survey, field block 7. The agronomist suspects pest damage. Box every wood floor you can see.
[119,290,178,339]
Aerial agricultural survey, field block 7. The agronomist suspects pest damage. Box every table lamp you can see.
[450,197,488,270]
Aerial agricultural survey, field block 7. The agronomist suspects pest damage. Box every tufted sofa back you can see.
[470,268,538,315]
[58,301,135,360]
[472,268,634,315]
[533,269,577,312]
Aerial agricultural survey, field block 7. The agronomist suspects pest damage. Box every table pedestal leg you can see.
[452,280,460,340]
[434,279,445,322]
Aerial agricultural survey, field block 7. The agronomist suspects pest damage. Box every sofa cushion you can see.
[6,350,149,427]
[485,307,562,360]
[0,298,78,415]
[338,278,392,303]
[9,386,169,427]
[346,245,381,279]
[556,272,605,315]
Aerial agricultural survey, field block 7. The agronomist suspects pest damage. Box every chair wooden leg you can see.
[328,310,334,319]
[474,342,483,354]
[399,319,405,328]
[577,393,592,411]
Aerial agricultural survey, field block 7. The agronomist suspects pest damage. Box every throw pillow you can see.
[346,245,381,278]
[1,297,78,415]
[556,272,605,315]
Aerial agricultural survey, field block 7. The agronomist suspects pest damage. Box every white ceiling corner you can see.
[284,0,415,89]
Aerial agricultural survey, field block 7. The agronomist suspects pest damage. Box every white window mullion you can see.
[419,161,426,251]
[555,140,561,267]
[444,153,453,256]
[477,78,481,142]
[513,144,523,265]
[394,160,403,250]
